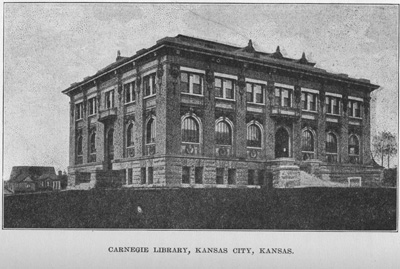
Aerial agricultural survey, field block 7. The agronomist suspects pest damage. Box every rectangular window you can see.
[224,79,234,99]
[144,73,156,97]
[302,93,307,110]
[105,90,114,109]
[88,97,97,116]
[248,169,255,185]
[247,83,264,104]
[247,83,254,103]
[75,103,83,120]
[275,88,281,106]
[332,98,339,114]
[349,100,361,118]
[302,92,317,111]
[309,94,317,111]
[282,89,291,107]
[215,78,223,98]
[325,97,331,113]
[180,72,189,93]
[227,169,236,185]
[216,168,224,184]
[195,167,203,184]
[182,166,190,184]
[181,72,203,95]
[148,167,154,184]
[326,96,340,115]
[215,77,235,100]
[275,87,292,107]
[141,167,146,184]
[191,74,202,94]
[125,82,136,103]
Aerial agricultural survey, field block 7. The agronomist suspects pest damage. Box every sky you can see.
[3,3,398,178]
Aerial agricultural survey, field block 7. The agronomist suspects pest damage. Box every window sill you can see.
[247,146,262,150]
[326,113,341,117]
[143,94,156,100]
[349,116,362,120]
[75,118,83,122]
[125,101,136,105]
[88,114,97,118]
[181,92,204,97]
[302,109,318,114]
[216,97,236,102]
[247,102,265,106]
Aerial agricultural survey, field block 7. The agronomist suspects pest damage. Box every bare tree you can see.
[372,131,397,167]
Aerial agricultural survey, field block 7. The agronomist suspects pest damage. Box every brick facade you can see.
[63,35,383,189]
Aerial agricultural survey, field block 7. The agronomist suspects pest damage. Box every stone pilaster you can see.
[317,84,326,162]
[69,99,76,167]
[340,89,349,163]
[203,65,216,157]
[114,73,125,160]
[135,68,144,157]
[235,71,247,159]
[155,58,168,155]
[82,91,88,164]
[293,84,302,161]
[165,59,181,155]
[362,95,372,164]
[265,79,275,160]
[95,81,104,164]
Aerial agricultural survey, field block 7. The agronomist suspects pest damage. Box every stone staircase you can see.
[297,171,347,188]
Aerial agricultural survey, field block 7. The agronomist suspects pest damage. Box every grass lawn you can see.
[3,187,397,230]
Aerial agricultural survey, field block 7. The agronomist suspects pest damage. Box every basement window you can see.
[216,168,224,184]
[248,169,255,185]
[195,167,203,184]
[182,166,190,184]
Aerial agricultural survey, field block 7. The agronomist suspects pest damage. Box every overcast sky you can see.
[3,3,398,178]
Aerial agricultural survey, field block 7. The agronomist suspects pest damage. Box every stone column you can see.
[265,79,275,160]
[340,90,349,163]
[362,96,372,164]
[317,84,326,162]
[292,84,302,161]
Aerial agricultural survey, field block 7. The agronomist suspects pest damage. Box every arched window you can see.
[90,133,96,153]
[182,117,200,143]
[127,123,134,147]
[76,135,83,164]
[89,132,96,163]
[302,129,314,160]
[77,136,83,156]
[348,135,360,164]
[146,118,156,144]
[216,120,232,145]
[326,132,338,162]
[247,124,262,147]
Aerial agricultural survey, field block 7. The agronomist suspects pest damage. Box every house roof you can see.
[9,166,56,182]
[63,34,379,95]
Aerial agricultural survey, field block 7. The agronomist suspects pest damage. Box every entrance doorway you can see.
[106,128,114,170]
[275,127,290,158]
